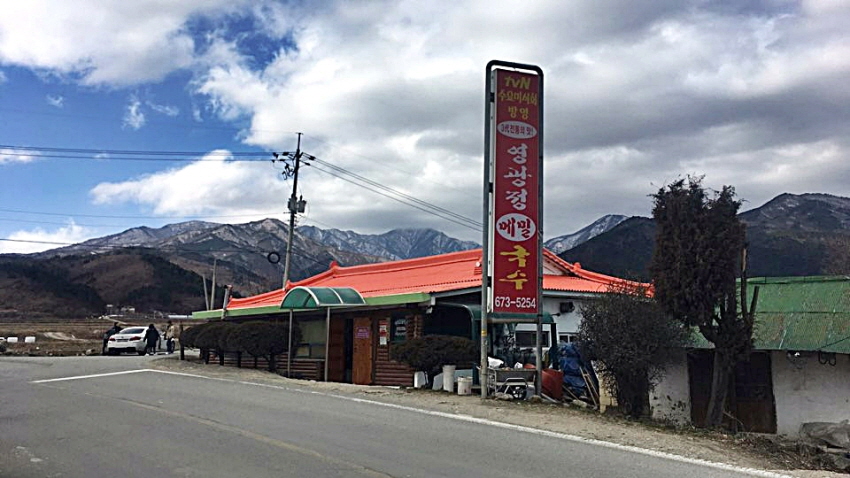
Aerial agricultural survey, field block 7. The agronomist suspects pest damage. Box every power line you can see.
[303,132,481,203]
[2,143,483,231]
[0,207,284,220]
[308,161,482,231]
[0,145,276,162]
[0,106,300,138]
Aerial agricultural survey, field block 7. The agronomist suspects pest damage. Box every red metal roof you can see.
[226,248,642,310]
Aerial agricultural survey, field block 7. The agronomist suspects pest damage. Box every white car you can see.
[105,326,151,356]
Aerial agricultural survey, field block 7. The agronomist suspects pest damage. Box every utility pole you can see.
[273,133,311,289]
[283,133,302,287]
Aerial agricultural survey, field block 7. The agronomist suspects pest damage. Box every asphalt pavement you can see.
[0,355,792,478]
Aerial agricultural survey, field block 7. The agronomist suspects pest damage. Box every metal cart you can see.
[488,368,537,399]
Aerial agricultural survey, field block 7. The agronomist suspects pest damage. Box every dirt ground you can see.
[2,327,846,477]
[149,354,846,478]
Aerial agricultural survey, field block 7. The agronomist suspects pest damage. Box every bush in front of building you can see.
[192,321,236,363]
[391,335,477,382]
[179,325,201,349]
[226,321,301,372]
[578,284,690,419]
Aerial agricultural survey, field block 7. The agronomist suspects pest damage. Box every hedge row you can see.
[390,335,477,378]
[181,320,301,372]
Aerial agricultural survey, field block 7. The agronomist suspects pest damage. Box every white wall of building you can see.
[771,350,850,437]
[650,351,691,425]
[513,297,588,347]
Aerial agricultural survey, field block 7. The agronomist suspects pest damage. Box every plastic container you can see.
[457,377,472,395]
[542,369,564,400]
[442,365,456,392]
[413,371,428,389]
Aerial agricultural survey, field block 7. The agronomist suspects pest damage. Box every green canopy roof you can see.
[280,286,366,309]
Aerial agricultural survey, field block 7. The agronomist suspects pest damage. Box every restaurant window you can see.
[559,333,578,344]
[514,331,550,348]
[391,314,409,343]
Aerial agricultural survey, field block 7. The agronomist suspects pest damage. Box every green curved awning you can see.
[280,286,366,310]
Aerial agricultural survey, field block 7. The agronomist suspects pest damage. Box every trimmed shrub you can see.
[228,321,301,372]
[216,322,239,352]
[222,326,244,354]
[193,321,235,352]
[180,325,202,349]
[390,335,477,379]
[231,321,301,357]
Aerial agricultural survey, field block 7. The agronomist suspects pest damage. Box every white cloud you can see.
[0,70,6,83]
[0,148,36,164]
[183,1,850,239]
[4,1,850,242]
[123,95,146,130]
[46,94,64,108]
[0,221,92,254]
[147,102,179,117]
[89,150,288,220]
[0,0,255,86]
[191,104,203,122]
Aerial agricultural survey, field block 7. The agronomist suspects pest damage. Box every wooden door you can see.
[352,317,373,385]
[734,352,777,433]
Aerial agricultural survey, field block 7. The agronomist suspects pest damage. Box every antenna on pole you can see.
[272,133,310,290]
[210,258,217,309]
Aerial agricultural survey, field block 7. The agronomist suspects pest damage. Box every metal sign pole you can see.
[324,307,331,382]
[481,64,496,399]
[287,309,293,378]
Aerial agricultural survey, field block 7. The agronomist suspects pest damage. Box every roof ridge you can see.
[321,249,481,276]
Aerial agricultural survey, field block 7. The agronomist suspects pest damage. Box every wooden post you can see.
[179,323,185,361]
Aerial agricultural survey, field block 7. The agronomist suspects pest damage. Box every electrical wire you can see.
[1,143,483,232]
[0,207,284,220]
[307,155,482,229]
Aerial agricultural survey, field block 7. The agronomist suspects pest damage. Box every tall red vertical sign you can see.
[488,67,542,316]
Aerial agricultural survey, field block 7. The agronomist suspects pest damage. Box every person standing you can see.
[102,322,122,355]
[164,320,176,354]
[144,324,160,356]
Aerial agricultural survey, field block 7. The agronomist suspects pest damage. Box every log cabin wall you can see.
[373,312,422,386]
[326,315,346,382]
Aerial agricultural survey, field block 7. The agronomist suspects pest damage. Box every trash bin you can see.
[457,377,472,395]
[413,371,428,388]
[542,369,564,400]
[442,365,456,392]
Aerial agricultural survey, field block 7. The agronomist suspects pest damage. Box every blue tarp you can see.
[555,342,599,403]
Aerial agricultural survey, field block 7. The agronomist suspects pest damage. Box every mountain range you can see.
[3,192,849,319]
[559,193,850,280]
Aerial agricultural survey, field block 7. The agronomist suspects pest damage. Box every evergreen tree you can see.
[650,177,758,428]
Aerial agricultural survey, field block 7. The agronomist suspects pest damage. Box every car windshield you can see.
[119,327,146,334]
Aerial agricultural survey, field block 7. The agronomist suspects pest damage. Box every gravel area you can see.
[149,354,846,477]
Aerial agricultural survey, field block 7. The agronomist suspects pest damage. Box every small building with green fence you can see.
[651,275,850,436]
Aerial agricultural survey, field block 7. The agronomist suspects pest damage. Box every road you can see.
[0,355,788,478]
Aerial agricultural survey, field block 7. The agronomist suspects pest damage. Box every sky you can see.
[1,0,849,254]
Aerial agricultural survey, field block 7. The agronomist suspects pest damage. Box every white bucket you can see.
[413,371,427,389]
[457,377,472,395]
[442,365,456,393]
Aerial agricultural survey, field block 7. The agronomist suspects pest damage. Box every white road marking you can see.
[30,369,150,383]
[32,368,795,478]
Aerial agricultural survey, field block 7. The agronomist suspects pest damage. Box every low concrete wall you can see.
[771,350,850,437]
[650,351,691,425]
